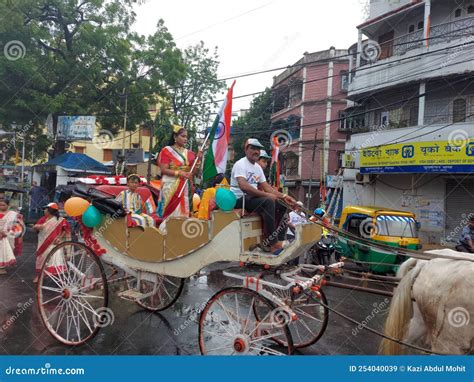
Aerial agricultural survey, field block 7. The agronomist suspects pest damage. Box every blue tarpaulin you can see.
[43,153,111,174]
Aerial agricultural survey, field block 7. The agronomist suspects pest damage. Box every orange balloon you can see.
[64,197,90,217]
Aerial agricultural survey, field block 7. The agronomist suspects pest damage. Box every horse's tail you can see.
[379,259,423,354]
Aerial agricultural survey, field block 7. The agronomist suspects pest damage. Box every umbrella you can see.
[0,183,26,193]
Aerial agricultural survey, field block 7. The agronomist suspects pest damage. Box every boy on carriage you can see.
[230,138,297,253]
[116,174,155,228]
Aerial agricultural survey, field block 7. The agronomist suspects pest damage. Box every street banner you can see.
[56,116,96,141]
[360,139,474,173]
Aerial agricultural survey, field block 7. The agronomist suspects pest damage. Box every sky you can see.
[133,0,368,112]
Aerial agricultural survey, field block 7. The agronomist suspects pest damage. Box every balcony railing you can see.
[361,16,474,66]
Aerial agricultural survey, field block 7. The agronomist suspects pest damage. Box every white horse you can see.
[380,249,474,354]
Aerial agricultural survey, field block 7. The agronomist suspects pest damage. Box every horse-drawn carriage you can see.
[37,183,343,355]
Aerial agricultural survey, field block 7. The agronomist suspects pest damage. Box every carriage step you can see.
[118,289,144,302]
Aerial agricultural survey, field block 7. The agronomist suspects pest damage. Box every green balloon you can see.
[215,188,237,211]
[82,205,103,228]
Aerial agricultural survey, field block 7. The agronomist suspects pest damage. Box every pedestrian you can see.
[29,181,48,220]
[456,214,474,253]
[0,199,25,274]
[33,203,70,283]
[286,201,307,242]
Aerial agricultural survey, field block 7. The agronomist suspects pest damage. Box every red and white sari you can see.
[0,211,25,268]
[157,145,196,232]
[35,216,70,274]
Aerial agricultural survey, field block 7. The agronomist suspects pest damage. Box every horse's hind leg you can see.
[405,304,429,352]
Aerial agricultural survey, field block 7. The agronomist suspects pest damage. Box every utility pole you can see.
[121,88,128,156]
[146,121,154,183]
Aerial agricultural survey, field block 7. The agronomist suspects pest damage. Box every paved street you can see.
[0,229,391,356]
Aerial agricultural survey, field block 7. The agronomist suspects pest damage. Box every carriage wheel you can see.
[199,287,293,355]
[131,275,184,312]
[37,242,108,346]
[254,272,329,349]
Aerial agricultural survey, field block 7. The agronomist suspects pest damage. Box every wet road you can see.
[0,229,390,355]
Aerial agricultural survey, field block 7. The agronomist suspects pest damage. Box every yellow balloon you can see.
[64,197,90,217]
[192,193,201,212]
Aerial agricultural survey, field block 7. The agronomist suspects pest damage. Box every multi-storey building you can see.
[342,0,474,244]
[271,48,349,207]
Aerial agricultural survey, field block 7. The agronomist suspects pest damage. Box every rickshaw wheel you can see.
[254,272,329,349]
[132,275,184,312]
[199,287,293,355]
[37,241,108,346]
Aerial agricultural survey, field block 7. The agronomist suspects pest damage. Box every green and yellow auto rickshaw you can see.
[337,206,422,273]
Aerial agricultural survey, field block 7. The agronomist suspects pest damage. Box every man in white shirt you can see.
[286,201,307,241]
[231,138,296,252]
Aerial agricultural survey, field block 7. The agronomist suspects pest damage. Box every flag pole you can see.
[177,80,236,199]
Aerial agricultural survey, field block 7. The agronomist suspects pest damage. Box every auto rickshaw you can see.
[337,206,421,273]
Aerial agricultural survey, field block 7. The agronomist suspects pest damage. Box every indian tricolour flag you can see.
[203,81,236,183]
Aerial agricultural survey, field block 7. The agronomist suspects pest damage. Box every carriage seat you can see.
[96,185,160,225]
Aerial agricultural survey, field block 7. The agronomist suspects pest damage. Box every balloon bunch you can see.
[64,197,103,228]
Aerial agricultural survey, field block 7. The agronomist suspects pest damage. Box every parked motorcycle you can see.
[307,234,339,266]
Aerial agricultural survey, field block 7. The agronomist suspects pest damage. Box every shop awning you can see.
[42,153,111,174]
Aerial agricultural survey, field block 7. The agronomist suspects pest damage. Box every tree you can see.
[231,88,273,162]
[0,1,183,159]
[168,41,225,145]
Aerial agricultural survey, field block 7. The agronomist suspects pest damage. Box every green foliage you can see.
[232,88,273,162]
[0,1,222,162]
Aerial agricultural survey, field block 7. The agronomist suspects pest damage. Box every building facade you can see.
[342,0,474,245]
[271,48,349,208]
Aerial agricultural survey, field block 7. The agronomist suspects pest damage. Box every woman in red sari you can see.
[33,203,70,283]
[157,125,202,232]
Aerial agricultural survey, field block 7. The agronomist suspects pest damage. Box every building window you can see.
[339,111,347,130]
[417,21,424,30]
[74,146,85,154]
[468,5,474,14]
[285,151,299,177]
[132,143,139,149]
[408,24,415,33]
[103,149,113,162]
[286,115,301,140]
[142,127,151,137]
[340,71,349,91]
[409,105,419,126]
[455,8,462,18]
[453,98,467,123]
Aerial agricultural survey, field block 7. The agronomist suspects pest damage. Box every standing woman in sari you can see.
[0,199,25,274]
[33,203,70,283]
[157,125,202,231]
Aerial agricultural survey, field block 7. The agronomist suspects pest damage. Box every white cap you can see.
[296,201,303,207]
[245,138,265,149]
[259,150,271,159]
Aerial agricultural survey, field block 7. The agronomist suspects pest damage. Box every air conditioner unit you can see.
[355,172,374,184]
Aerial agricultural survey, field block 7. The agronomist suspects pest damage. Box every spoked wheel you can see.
[129,274,184,312]
[199,287,293,355]
[254,271,329,349]
[37,241,108,346]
